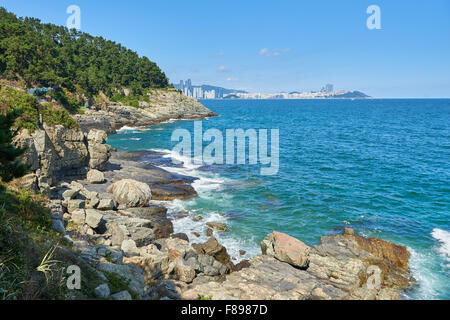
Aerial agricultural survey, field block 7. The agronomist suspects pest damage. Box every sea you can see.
[108,99,450,300]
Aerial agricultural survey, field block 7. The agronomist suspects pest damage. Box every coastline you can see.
[12,96,417,300]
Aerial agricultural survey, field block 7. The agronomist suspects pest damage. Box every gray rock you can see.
[87,169,105,184]
[94,284,110,298]
[52,219,65,234]
[121,239,140,257]
[71,209,86,225]
[98,262,145,297]
[130,227,155,247]
[19,173,39,193]
[97,199,115,211]
[111,290,132,301]
[125,206,168,218]
[67,199,85,213]
[88,130,111,171]
[85,209,103,229]
[63,189,79,201]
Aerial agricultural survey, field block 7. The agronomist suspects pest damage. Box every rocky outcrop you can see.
[73,90,218,133]
[107,179,152,208]
[14,125,111,194]
[181,229,413,300]
[87,130,111,171]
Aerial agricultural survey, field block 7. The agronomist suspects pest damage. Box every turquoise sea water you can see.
[109,99,450,300]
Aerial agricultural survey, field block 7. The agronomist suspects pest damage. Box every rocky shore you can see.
[13,93,415,300]
[73,90,218,134]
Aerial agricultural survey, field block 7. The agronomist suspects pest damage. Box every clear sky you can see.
[1,0,449,97]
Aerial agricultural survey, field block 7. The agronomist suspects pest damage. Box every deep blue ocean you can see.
[109,99,450,300]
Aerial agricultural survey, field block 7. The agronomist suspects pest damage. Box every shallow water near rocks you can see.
[109,99,450,300]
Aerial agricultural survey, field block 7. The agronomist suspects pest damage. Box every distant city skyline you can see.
[174,79,368,100]
[1,0,449,98]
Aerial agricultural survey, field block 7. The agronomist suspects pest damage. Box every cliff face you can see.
[13,126,111,196]
[12,89,215,194]
[74,90,218,134]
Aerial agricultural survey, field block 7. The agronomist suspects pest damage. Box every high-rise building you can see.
[321,84,334,93]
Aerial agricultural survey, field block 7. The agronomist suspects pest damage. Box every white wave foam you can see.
[431,228,450,263]
[130,138,142,141]
[117,125,140,132]
[406,247,441,300]
[152,148,202,170]
[150,148,260,261]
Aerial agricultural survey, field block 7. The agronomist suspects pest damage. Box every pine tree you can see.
[0,110,28,182]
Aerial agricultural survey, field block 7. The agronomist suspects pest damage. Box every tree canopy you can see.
[0,7,169,98]
[0,110,28,182]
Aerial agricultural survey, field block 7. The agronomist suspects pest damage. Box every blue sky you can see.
[1,0,449,97]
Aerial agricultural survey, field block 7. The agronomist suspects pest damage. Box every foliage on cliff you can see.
[0,85,78,132]
[0,7,169,99]
[0,107,64,299]
[0,184,70,300]
[0,110,29,182]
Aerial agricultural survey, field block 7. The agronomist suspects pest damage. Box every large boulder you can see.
[107,179,152,208]
[261,231,310,269]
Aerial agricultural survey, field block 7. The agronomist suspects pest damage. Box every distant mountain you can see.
[330,91,370,98]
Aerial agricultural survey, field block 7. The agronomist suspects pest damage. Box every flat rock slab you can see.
[70,150,198,202]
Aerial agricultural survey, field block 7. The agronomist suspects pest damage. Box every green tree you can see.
[0,110,28,182]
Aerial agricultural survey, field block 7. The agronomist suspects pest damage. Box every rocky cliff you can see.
[13,125,111,197]
[8,93,414,300]
[73,89,218,134]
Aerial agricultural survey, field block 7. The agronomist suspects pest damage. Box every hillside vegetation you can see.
[0,85,78,132]
[0,7,169,108]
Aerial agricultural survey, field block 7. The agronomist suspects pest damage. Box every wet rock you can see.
[107,179,152,208]
[171,233,189,242]
[151,184,197,201]
[233,260,251,272]
[239,250,247,256]
[261,231,310,269]
[193,237,231,266]
[206,228,213,237]
[191,232,200,238]
[125,206,168,218]
[193,216,203,222]
[206,222,228,232]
